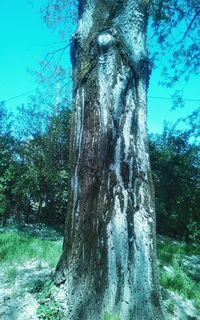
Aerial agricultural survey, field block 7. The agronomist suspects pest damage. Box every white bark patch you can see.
[123,91,135,161]
[134,206,153,284]
[98,38,115,131]
[115,2,147,66]
[135,79,152,194]
[77,1,94,40]
[114,137,122,184]
[112,67,129,122]
[105,129,132,315]
[106,222,118,309]
[71,89,85,229]
[132,75,156,305]
[106,190,130,314]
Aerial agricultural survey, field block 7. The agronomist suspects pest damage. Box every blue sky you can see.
[0,0,199,134]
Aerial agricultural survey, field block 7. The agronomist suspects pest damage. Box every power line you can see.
[2,88,200,104]
[1,43,71,103]
[148,95,200,102]
[1,77,69,103]
[3,88,41,102]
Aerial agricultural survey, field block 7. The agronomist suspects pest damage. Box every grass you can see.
[5,266,18,282]
[157,238,200,264]
[104,314,119,320]
[158,238,200,311]
[0,230,63,268]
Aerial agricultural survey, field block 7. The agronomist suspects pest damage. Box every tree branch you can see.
[182,10,200,41]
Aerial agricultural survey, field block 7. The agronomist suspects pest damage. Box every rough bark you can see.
[55,0,165,319]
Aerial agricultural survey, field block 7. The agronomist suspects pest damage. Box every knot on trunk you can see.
[97,33,114,53]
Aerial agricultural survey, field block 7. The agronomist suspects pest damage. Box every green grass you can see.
[157,238,200,264]
[104,314,119,320]
[158,238,200,311]
[0,230,62,268]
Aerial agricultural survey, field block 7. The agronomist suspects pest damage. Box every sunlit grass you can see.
[0,230,62,268]
[158,238,200,311]
[157,238,200,263]
[104,313,119,320]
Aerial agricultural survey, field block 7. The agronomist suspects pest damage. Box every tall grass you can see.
[0,231,62,268]
[158,238,200,311]
[157,238,200,264]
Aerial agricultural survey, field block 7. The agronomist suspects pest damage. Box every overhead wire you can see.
[2,89,200,104]
[148,96,200,102]
[2,40,200,104]
[2,77,69,103]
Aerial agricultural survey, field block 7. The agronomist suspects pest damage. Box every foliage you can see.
[150,122,200,240]
[150,0,200,86]
[41,0,77,32]
[188,221,200,243]
[0,100,71,226]
[36,280,64,320]
[0,103,16,224]
[37,301,64,320]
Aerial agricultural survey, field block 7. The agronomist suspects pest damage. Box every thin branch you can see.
[182,10,200,40]
[45,43,71,57]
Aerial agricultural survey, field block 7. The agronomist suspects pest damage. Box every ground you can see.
[0,261,51,320]
[0,226,200,320]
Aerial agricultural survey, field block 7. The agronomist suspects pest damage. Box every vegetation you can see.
[0,230,62,268]
[37,298,64,320]
[36,281,64,320]
[150,121,200,241]
[103,314,120,320]
[1,99,199,243]
[1,227,200,318]
[0,101,71,226]
[158,238,200,311]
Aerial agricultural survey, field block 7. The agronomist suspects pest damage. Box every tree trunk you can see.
[55,1,165,319]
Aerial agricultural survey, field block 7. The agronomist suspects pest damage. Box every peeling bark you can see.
[55,0,165,319]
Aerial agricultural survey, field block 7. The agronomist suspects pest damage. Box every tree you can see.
[0,98,71,226]
[14,102,71,225]
[0,102,16,225]
[150,122,200,241]
[150,0,200,86]
[55,1,165,319]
